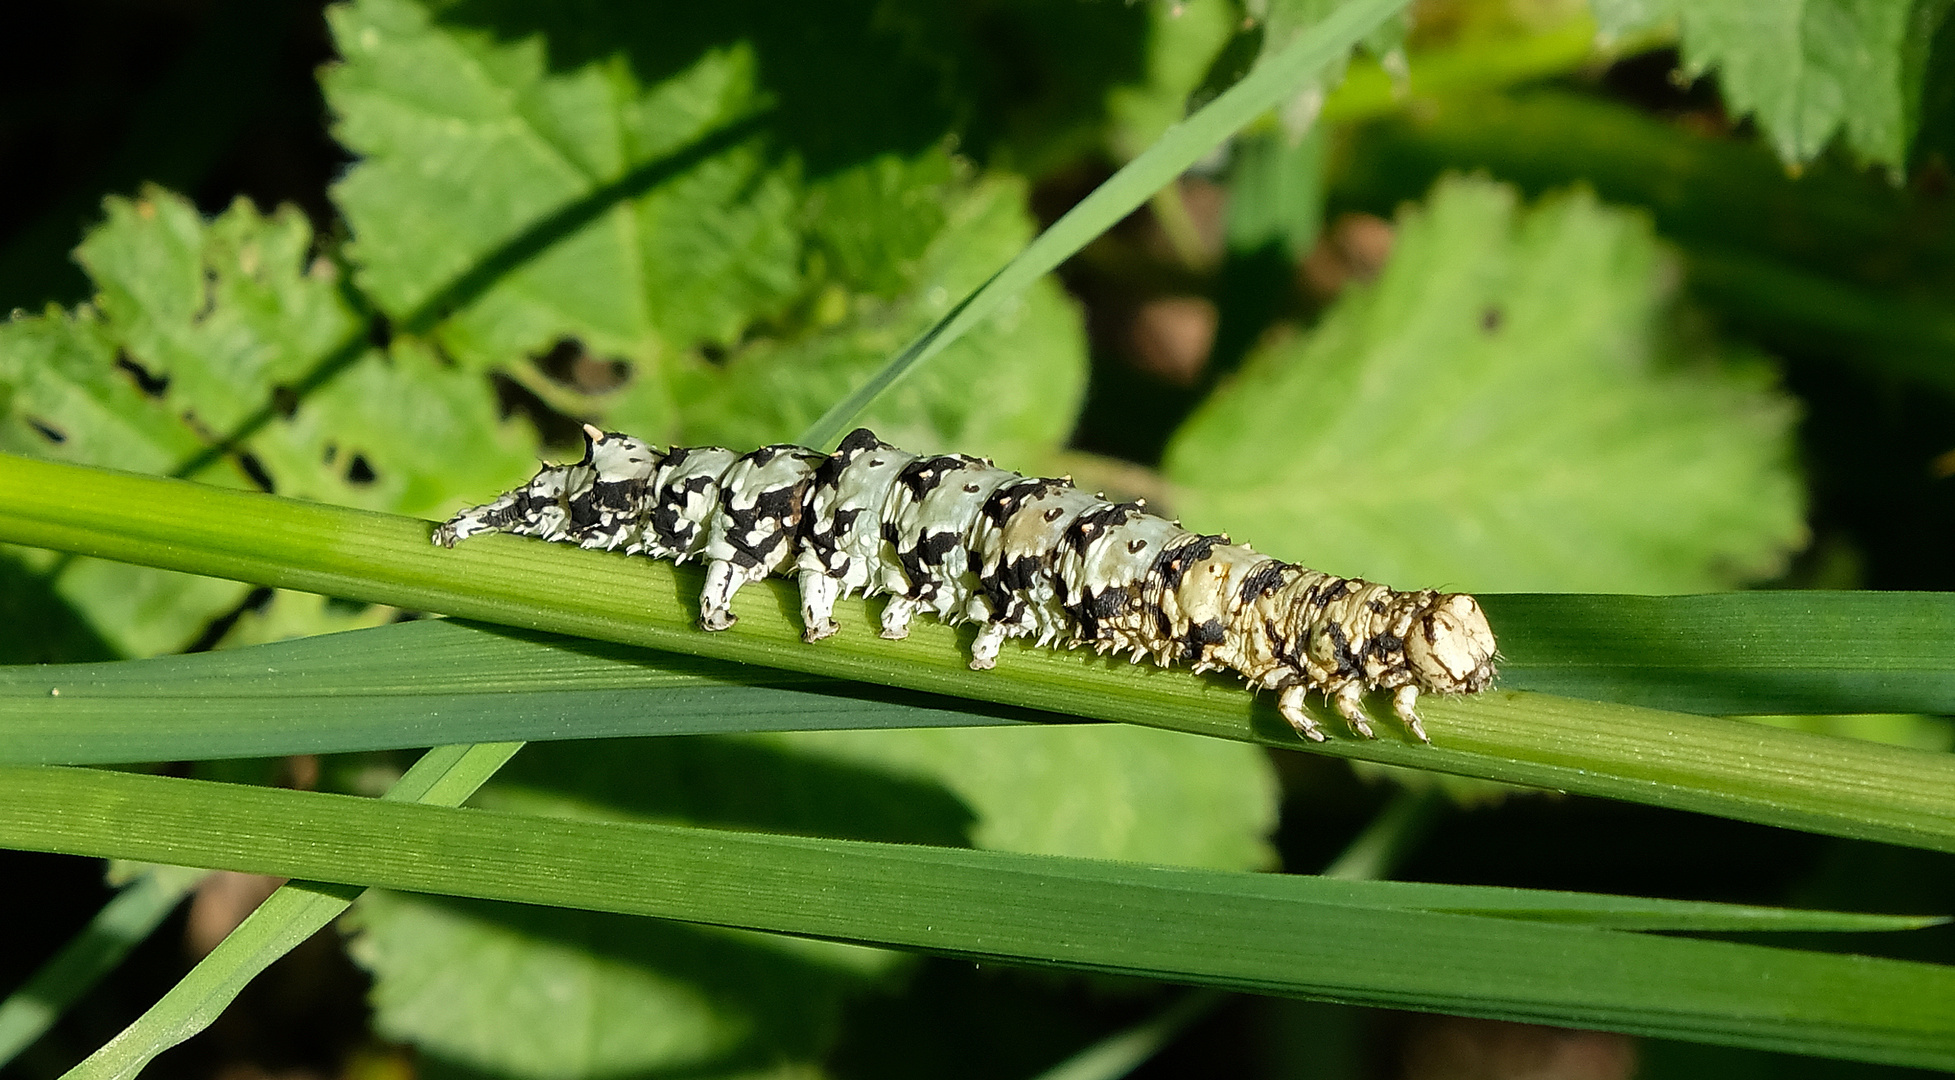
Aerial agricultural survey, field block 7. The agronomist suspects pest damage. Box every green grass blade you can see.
[61,742,521,1080]
[11,585,1955,765]
[68,882,365,1080]
[796,0,1411,449]
[0,867,203,1068]
[2,453,1953,852]
[1485,592,1955,715]
[3,766,1950,1071]
[1,619,1023,766]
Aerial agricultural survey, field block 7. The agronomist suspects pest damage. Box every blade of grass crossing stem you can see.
[0,867,206,1068]
[10,767,1951,1070]
[795,0,1410,449]
[62,742,522,1080]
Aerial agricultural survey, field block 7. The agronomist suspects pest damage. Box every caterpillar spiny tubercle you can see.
[433,426,1497,743]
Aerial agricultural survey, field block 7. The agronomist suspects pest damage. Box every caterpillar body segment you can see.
[435,425,1498,743]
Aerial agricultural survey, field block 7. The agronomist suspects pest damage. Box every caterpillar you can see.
[433,426,1497,743]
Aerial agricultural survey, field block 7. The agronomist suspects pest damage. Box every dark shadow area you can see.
[0,557,119,664]
[828,956,1157,1080]
[1786,361,1955,593]
[433,0,1152,177]
[0,0,344,314]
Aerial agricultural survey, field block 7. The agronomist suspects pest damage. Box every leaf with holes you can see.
[0,188,537,657]
[322,0,1089,465]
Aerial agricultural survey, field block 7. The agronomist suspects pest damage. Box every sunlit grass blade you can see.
[796,0,1412,449]
[1485,592,1955,715]
[0,867,203,1068]
[60,743,521,1080]
[1,618,1023,766]
[4,453,1953,851]
[2,766,1949,1071]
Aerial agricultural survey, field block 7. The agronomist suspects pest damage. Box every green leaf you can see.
[471,727,1279,871]
[4,455,1953,853]
[795,0,1415,449]
[1164,175,1804,593]
[1102,0,1239,160]
[1747,712,1953,752]
[5,766,1952,1071]
[0,298,255,658]
[76,188,538,518]
[324,0,1091,466]
[76,192,357,439]
[0,188,540,657]
[0,304,229,478]
[346,891,882,1080]
[660,174,1088,466]
[210,589,397,650]
[324,0,796,361]
[1330,89,1955,389]
[357,660,1274,1079]
[1592,0,1954,169]
[744,726,1277,869]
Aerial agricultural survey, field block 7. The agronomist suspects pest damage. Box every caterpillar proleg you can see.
[434,426,1498,743]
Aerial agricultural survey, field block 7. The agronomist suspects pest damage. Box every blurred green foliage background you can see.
[1,0,1951,1077]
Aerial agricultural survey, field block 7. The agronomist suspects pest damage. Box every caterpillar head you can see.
[581,424,663,481]
[1405,593,1497,694]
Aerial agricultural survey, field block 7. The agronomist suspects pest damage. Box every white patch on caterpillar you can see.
[436,427,1498,743]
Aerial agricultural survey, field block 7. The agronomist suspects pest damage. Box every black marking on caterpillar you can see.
[434,426,1497,743]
